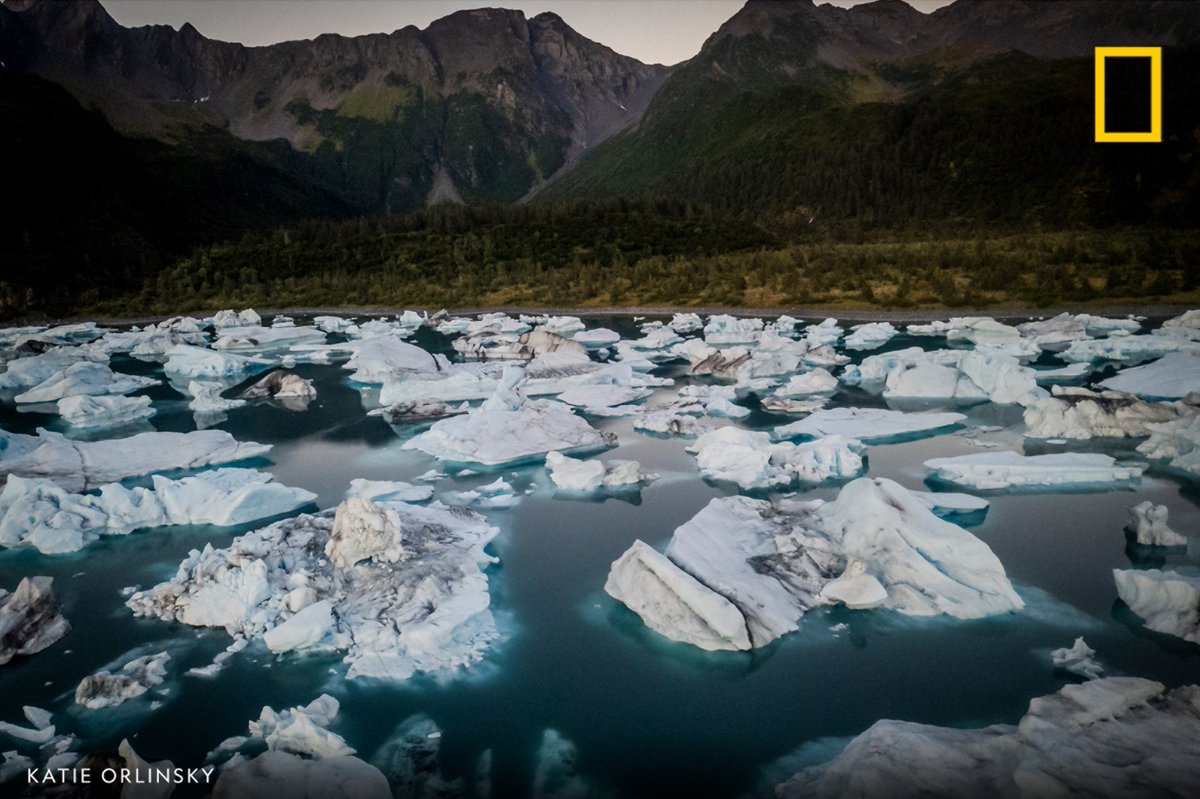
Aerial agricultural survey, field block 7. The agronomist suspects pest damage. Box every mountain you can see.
[0,0,669,211]
[544,0,1200,226]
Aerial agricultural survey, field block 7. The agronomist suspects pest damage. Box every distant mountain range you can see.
[2,0,1199,314]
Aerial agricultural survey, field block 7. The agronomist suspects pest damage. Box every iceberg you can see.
[56,394,154,429]
[211,309,262,328]
[847,347,1044,405]
[1113,568,1200,643]
[346,478,434,504]
[545,451,656,492]
[164,344,272,381]
[844,322,897,351]
[776,678,1200,799]
[556,384,652,415]
[14,361,157,404]
[1097,351,1200,399]
[703,314,763,345]
[1137,414,1200,476]
[239,370,317,404]
[0,428,270,492]
[572,327,621,348]
[772,368,838,398]
[0,470,315,554]
[1061,335,1196,364]
[127,498,500,681]
[0,348,108,390]
[688,427,864,490]
[608,477,1021,650]
[668,313,703,334]
[402,367,614,466]
[1051,637,1103,680]
[1126,501,1187,547]
[74,651,170,710]
[925,451,1145,490]
[441,478,520,509]
[343,336,448,384]
[775,407,965,443]
[212,325,326,354]
[0,577,70,665]
[453,329,587,361]
[1023,386,1188,439]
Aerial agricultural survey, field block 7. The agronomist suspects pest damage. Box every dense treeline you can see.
[90,201,1200,315]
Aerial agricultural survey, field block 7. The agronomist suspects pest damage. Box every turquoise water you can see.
[1,317,1198,798]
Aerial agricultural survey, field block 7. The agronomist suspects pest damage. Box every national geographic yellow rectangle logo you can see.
[1094,46,1162,143]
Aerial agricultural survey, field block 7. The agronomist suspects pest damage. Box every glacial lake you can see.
[1,315,1198,798]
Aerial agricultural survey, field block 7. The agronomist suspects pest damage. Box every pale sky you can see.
[101,0,955,66]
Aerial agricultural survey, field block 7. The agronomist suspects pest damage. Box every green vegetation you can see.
[81,202,1200,316]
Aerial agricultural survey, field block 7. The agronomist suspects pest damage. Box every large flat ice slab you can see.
[775,407,965,443]
[1097,351,1200,399]
[925,451,1145,490]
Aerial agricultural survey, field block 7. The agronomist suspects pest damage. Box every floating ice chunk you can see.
[804,318,843,347]
[215,751,390,799]
[264,600,334,654]
[1137,414,1200,475]
[947,317,1040,359]
[557,384,651,414]
[347,479,433,504]
[817,562,887,609]
[910,491,990,515]
[0,428,270,492]
[75,651,170,709]
[844,322,897,351]
[703,314,763,345]
[402,367,614,466]
[849,347,1044,405]
[1023,386,1188,440]
[117,739,177,799]
[1162,309,1200,337]
[925,451,1145,490]
[776,407,965,443]
[776,678,1200,799]
[773,369,838,398]
[239,370,316,403]
[604,540,752,651]
[1061,335,1196,364]
[688,427,864,490]
[1113,568,1200,643]
[164,345,272,383]
[442,478,519,509]
[188,380,247,419]
[213,325,325,355]
[1018,313,1090,350]
[454,330,587,361]
[572,327,621,348]
[128,500,500,681]
[1051,637,1103,680]
[1098,351,1200,399]
[0,348,108,390]
[668,313,703,334]
[1032,362,1092,384]
[14,361,156,404]
[1126,501,1187,547]
[211,309,262,329]
[0,750,34,783]
[56,394,154,428]
[314,316,357,335]
[344,336,449,384]
[633,408,719,438]
[0,576,70,665]
[544,451,655,492]
[325,498,404,569]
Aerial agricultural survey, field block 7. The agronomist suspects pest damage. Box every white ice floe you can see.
[314,316,357,335]
[633,408,719,438]
[212,325,325,355]
[925,451,1145,490]
[668,313,703,334]
[56,394,154,429]
[14,362,157,404]
[0,469,315,554]
[0,577,70,665]
[572,327,621,348]
[211,309,262,329]
[1051,637,1103,680]
[1018,313,1091,350]
[0,428,270,492]
[609,477,1021,650]
[1061,335,1196,364]
[556,384,652,416]
[776,678,1200,799]
[544,451,656,492]
[1113,568,1200,643]
[0,348,108,391]
[188,380,247,418]
[164,344,273,381]
[910,491,990,515]
[75,651,170,709]
[1032,362,1091,384]
[127,498,500,681]
[1126,501,1187,547]
[402,367,614,466]
[453,330,587,361]
[1137,414,1200,476]
[1023,386,1190,439]
[775,407,965,443]
[441,478,519,509]
[772,369,838,398]
[703,314,763,345]
[0,705,55,745]
[804,319,843,347]
[688,427,863,490]
[844,322,897,351]
[239,370,317,406]
[344,335,449,383]
[347,479,434,504]
[1097,351,1200,399]
[845,347,1044,405]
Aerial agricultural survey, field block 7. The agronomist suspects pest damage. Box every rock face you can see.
[607,477,1022,651]
[777,678,1200,799]
[2,0,669,211]
[0,576,70,665]
[325,498,405,569]
[127,500,500,680]
[1113,569,1200,643]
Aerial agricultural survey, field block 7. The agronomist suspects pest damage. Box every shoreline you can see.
[11,302,1195,328]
